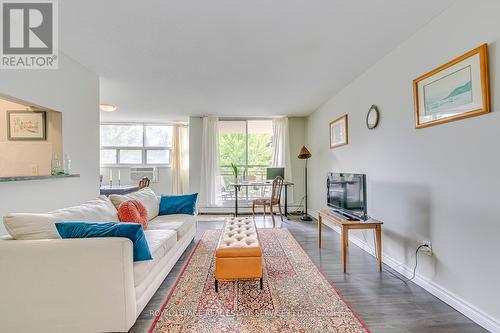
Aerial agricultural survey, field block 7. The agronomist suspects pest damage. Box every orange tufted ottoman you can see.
[215,217,263,292]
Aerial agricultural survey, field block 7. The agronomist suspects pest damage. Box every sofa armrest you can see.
[0,237,136,332]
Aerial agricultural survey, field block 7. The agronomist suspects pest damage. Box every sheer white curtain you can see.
[200,116,221,206]
[272,117,293,202]
[171,124,189,194]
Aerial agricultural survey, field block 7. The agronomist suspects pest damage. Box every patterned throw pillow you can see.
[118,200,148,230]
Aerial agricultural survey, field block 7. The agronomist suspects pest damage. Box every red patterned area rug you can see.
[149,228,370,333]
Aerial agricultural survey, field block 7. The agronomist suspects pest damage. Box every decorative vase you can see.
[63,154,71,175]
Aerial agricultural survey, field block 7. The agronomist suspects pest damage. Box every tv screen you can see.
[327,173,367,220]
[266,167,284,180]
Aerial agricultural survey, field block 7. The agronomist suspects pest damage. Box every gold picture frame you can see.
[329,114,348,149]
[413,44,490,129]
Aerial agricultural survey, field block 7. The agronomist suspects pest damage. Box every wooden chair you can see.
[252,176,284,228]
[138,177,150,189]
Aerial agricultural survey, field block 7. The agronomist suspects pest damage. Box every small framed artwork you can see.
[7,111,47,140]
[413,44,490,129]
[329,114,348,148]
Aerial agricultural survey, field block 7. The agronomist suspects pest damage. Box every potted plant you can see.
[230,163,239,183]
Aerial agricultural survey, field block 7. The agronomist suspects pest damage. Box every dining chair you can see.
[252,176,284,228]
[138,177,150,189]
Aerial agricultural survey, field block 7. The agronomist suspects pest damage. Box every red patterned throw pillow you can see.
[118,200,148,230]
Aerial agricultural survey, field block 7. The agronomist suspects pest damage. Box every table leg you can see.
[376,225,382,272]
[342,225,348,273]
[318,215,322,248]
[284,185,289,219]
[235,186,239,217]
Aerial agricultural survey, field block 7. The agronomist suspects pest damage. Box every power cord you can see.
[366,220,430,283]
[384,244,430,283]
[289,196,305,215]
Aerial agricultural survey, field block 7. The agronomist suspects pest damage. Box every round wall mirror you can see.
[366,105,380,130]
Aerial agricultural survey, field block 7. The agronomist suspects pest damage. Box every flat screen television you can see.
[266,167,284,180]
[327,173,367,221]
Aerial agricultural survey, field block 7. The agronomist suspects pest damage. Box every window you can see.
[218,119,273,201]
[100,123,173,166]
[119,150,142,164]
[147,149,170,164]
[100,149,117,165]
[101,124,143,147]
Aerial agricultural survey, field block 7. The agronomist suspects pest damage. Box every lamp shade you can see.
[298,146,312,159]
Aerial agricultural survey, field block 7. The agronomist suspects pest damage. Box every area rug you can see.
[149,228,370,333]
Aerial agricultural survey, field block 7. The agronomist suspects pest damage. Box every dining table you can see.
[99,184,139,196]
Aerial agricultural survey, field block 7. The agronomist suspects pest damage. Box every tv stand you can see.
[318,208,383,272]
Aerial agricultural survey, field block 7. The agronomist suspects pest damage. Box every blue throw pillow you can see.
[159,193,198,215]
[55,222,152,262]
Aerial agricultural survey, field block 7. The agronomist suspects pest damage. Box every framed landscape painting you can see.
[329,114,348,148]
[7,111,47,140]
[413,44,490,129]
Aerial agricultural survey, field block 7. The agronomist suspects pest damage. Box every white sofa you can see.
[0,189,197,333]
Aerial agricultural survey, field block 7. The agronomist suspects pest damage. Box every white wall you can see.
[306,1,500,330]
[0,53,99,235]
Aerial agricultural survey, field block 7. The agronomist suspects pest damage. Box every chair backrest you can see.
[138,177,150,189]
[271,176,284,202]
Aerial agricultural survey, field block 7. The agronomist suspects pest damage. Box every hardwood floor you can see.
[129,216,486,333]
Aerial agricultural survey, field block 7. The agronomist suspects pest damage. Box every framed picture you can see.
[413,44,490,129]
[329,114,348,148]
[7,111,47,140]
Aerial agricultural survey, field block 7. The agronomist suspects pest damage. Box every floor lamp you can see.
[298,146,312,221]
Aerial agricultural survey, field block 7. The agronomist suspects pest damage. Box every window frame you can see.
[218,118,274,203]
[100,122,173,167]
[218,118,273,176]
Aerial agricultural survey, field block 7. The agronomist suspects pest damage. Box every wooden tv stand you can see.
[318,208,383,273]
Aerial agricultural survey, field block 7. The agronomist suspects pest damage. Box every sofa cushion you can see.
[110,188,159,221]
[134,229,177,286]
[3,213,59,240]
[159,193,198,216]
[147,214,196,240]
[51,196,119,223]
[3,196,118,240]
[55,222,152,262]
[118,200,148,229]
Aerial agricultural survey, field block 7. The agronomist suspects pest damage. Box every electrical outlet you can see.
[30,164,39,176]
[421,241,432,256]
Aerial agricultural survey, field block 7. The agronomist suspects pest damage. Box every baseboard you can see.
[309,209,500,333]
[200,204,302,215]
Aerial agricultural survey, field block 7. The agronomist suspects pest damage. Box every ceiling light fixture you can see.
[99,104,118,112]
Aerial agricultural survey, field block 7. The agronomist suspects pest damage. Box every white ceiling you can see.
[60,0,454,122]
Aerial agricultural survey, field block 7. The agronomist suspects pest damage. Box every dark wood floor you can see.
[129,216,487,333]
